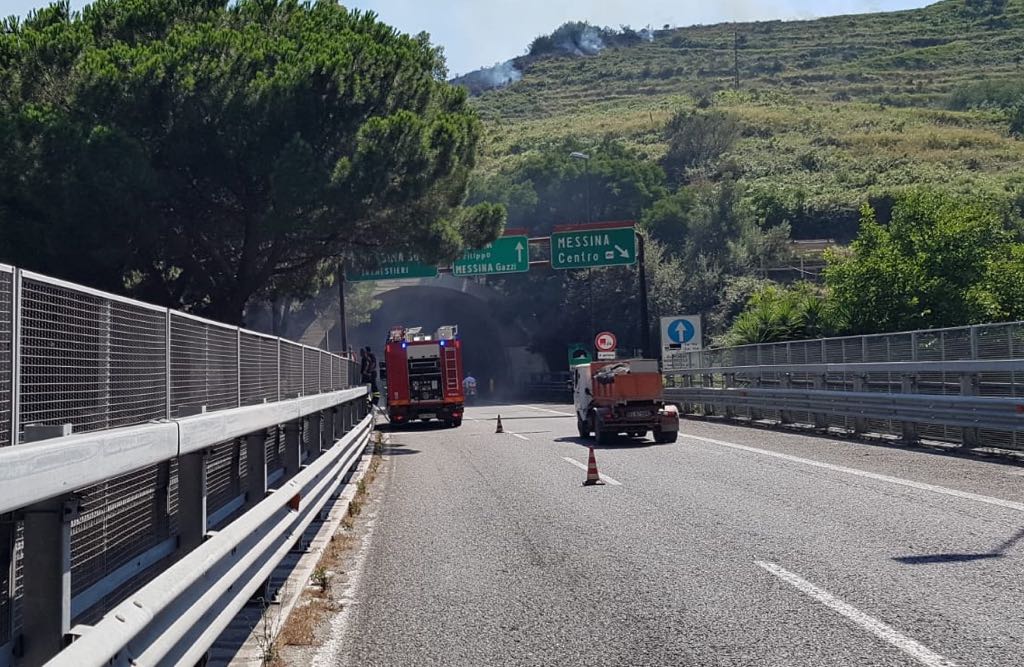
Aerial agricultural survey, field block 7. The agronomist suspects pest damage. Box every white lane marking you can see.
[561,456,622,486]
[509,432,529,441]
[527,405,575,417]
[682,434,1024,513]
[756,561,957,667]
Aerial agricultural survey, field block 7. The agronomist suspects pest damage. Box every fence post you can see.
[99,300,112,430]
[723,373,735,419]
[307,411,322,458]
[165,310,172,420]
[177,449,209,552]
[20,423,75,666]
[20,495,77,666]
[780,373,793,425]
[960,372,980,448]
[813,373,828,430]
[245,431,268,508]
[851,374,868,434]
[899,373,919,444]
[1,516,14,651]
[284,421,301,478]
[9,271,21,450]
[236,329,242,408]
[745,374,760,421]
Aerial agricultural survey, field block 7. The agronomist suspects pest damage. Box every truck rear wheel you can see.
[593,412,610,446]
[654,428,678,444]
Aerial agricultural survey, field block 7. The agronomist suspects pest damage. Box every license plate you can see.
[419,413,436,420]
[627,410,649,418]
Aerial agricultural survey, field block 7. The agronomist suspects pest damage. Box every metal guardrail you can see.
[665,321,1024,452]
[521,372,572,402]
[46,413,373,667]
[0,265,366,666]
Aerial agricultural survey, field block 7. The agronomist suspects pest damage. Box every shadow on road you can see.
[380,446,421,456]
[378,421,453,433]
[893,526,1024,565]
[553,435,672,450]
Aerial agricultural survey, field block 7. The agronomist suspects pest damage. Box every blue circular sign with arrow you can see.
[667,318,696,344]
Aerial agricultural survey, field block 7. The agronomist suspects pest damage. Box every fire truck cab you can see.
[382,325,465,427]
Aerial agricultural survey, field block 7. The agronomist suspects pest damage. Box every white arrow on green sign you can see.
[451,235,530,276]
[550,226,636,270]
[346,252,438,282]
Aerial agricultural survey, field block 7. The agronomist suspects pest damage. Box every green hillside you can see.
[471,0,1024,238]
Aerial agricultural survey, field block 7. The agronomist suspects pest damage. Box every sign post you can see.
[452,234,530,276]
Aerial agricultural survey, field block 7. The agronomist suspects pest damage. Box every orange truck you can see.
[381,325,464,427]
[572,359,679,445]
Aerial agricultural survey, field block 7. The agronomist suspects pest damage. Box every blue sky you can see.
[4,0,934,75]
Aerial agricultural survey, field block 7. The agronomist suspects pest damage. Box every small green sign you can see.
[452,235,530,276]
[550,226,636,270]
[568,343,591,367]
[346,252,438,282]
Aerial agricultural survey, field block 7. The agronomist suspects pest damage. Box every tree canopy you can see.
[725,189,1024,345]
[0,0,503,322]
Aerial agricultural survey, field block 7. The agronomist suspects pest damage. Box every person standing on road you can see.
[366,347,380,404]
[359,347,370,385]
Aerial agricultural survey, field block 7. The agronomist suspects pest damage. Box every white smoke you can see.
[556,24,606,56]
[480,59,523,87]
[639,27,655,42]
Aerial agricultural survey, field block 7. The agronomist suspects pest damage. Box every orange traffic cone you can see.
[495,415,504,433]
[582,447,605,486]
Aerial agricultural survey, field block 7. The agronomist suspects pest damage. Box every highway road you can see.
[326,403,1024,666]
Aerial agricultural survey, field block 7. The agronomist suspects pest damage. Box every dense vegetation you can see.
[0,0,503,323]
[463,0,1024,354]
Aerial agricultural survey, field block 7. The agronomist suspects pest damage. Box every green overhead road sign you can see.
[346,252,438,282]
[452,235,529,276]
[550,226,636,270]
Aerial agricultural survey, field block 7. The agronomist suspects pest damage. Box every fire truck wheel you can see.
[449,418,462,428]
[577,416,591,439]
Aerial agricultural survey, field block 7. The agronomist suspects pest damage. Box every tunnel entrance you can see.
[349,287,512,395]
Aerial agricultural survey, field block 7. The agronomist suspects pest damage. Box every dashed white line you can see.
[509,432,530,441]
[756,561,958,667]
[561,456,622,485]
[681,434,1024,513]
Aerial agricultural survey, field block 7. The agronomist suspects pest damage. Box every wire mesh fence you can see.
[0,267,358,652]
[19,274,168,435]
[673,321,1024,450]
[303,347,320,396]
[240,332,279,406]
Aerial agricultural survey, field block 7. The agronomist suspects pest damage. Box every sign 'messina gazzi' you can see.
[549,224,636,270]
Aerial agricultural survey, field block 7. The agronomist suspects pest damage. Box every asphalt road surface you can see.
[328,403,1024,667]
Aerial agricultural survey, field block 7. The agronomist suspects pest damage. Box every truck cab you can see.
[573,359,679,445]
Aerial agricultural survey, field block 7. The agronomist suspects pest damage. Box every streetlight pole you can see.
[636,231,651,358]
[336,264,348,355]
[570,151,591,223]
[570,151,595,343]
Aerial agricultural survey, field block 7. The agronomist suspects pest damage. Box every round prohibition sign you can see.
[595,331,617,352]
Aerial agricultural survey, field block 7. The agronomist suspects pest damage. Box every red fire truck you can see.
[381,325,465,427]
